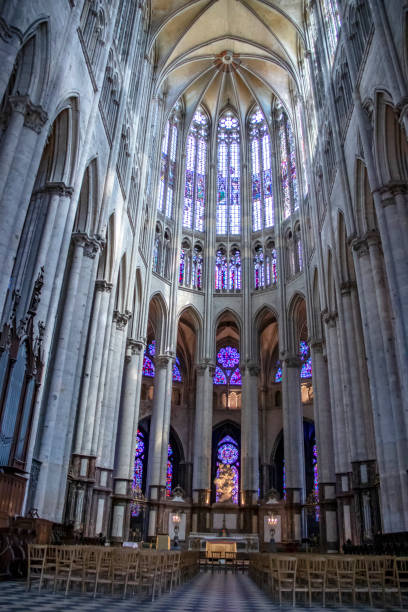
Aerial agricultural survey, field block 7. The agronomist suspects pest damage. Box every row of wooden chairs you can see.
[27,545,199,600]
[249,553,408,607]
[199,552,248,573]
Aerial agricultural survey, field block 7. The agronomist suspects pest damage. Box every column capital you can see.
[310,339,324,353]
[195,361,215,376]
[113,309,132,330]
[37,181,74,198]
[339,280,356,295]
[126,338,144,356]
[351,236,369,258]
[322,311,338,328]
[155,354,173,368]
[240,361,260,376]
[95,279,113,293]
[9,95,48,133]
[283,356,302,368]
[72,232,101,258]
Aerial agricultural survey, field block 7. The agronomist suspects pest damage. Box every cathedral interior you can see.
[0,0,408,561]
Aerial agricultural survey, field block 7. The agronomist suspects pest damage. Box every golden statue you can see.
[214,464,235,503]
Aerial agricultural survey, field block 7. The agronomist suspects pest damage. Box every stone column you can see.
[146,354,173,538]
[282,355,305,543]
[310,342,338,551]
[352,235,408,533]
[111,340,145,542]
[192,363,213,532]
[33,234,99,521]
[241,363,259,502]
[323,312,353,545]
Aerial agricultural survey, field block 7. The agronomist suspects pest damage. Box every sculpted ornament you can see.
[214,463,235,503]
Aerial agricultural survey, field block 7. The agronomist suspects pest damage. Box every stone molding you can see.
[323,311,338,328]
[95,279,113,293]
[38,181,74,198]
[155,354,173,368]
[9,95,48,133]
[0,17,22,43]
[240,361,260,376]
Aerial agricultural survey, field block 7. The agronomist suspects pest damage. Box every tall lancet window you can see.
[249,108,274,231]
[183,109,208,231]
[321,0,341,64]
[278,107,299,220]
[158,109,179,218]
[217,112,240,235]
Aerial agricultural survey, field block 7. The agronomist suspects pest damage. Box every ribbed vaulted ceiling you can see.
[149,0,305,125]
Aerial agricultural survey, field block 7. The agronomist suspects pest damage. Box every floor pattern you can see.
[0,571,404,611]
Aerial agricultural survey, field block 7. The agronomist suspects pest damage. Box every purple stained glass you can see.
[132,429,145,516]
[148,340,156,356]
[179,248,185,285]
[217,347,240,368]
[217,113,240,235]
[166,443,174,497]
[213,366,227,385]
[172,362,182,382]
[300,341,312,378]
[313,443,320,521]
[275,361,282,383]
[230,368,241,385]
[142,355,155,377]
[218,443,239,464]
[216,435,239,504]
[229,250,241,290]
[215,249,227,290]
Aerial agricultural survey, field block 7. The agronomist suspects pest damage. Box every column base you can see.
[318,482,339,552]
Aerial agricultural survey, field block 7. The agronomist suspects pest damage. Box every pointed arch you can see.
[374,90,408,186]
[147,291,168,354]
[11,19,50,105]
[287,292,307,354]
[74,157,99,236]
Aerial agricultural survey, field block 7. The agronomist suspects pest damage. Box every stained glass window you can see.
[158,111,179,219]
[183,109,208,231]
[166,443,173,496]
[275,360,282,383]
[313,443,320,521]
[216,435,239,504]
[278,108,298,219]
[131,429,146,516]
[254,245,265,289]
[300,340,312,378]
[229,249,241,290]
[217,113,240,235]
[215,249,227,290]
[213,346,241,387]
[321,0,341,64]
[179,248,185,284]
[249,108,274,231]
[142,340,182,383]
[192,246,203,290]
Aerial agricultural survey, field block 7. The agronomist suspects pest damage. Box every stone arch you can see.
[311,267,322,340]
[34,96,80,189]
[74,157,99,236]
[97,213,115,283]
[374,90,408,186]
[147,291,168,354]
[355,159,377,236]
[286,292,307,354]
[326,249,337,314]
[10,19,50,106]
[252,304,279,364]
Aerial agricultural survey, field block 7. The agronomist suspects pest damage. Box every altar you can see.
[188,532,259,553]
[205,539,236,558]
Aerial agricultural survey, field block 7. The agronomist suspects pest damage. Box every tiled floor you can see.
[0,572,404,611]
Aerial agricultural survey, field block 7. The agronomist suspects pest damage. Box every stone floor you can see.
[0,572,404,611]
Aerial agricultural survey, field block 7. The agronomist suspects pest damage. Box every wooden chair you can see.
[26,544,47,591]
[294,556,308,606]
[93,548,112,596]
[395,556,408,607]
[139,551,160,601]
[354,556,369,606]
[276,556,297,607]
[336,557,356,606]
[306,556,327,607]
[122,550,140,598]
[54,546,76,593]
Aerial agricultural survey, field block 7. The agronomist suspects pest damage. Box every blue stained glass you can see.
[215,249,227,290]
[216,434,239,504]
[172,362,182,382]
[183,110,208,231]
[213,366,227,385]
[132,429,145,516]
[217,347,240,368]
[148,340,156,356]
[158,116,178,218]
[230,368,241,385]
[275,361,282,383]
[166,443,173,497]
[250,108,273,231]
[217,113,240,235]
[142,355,155,377]
[301,358,312,379]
